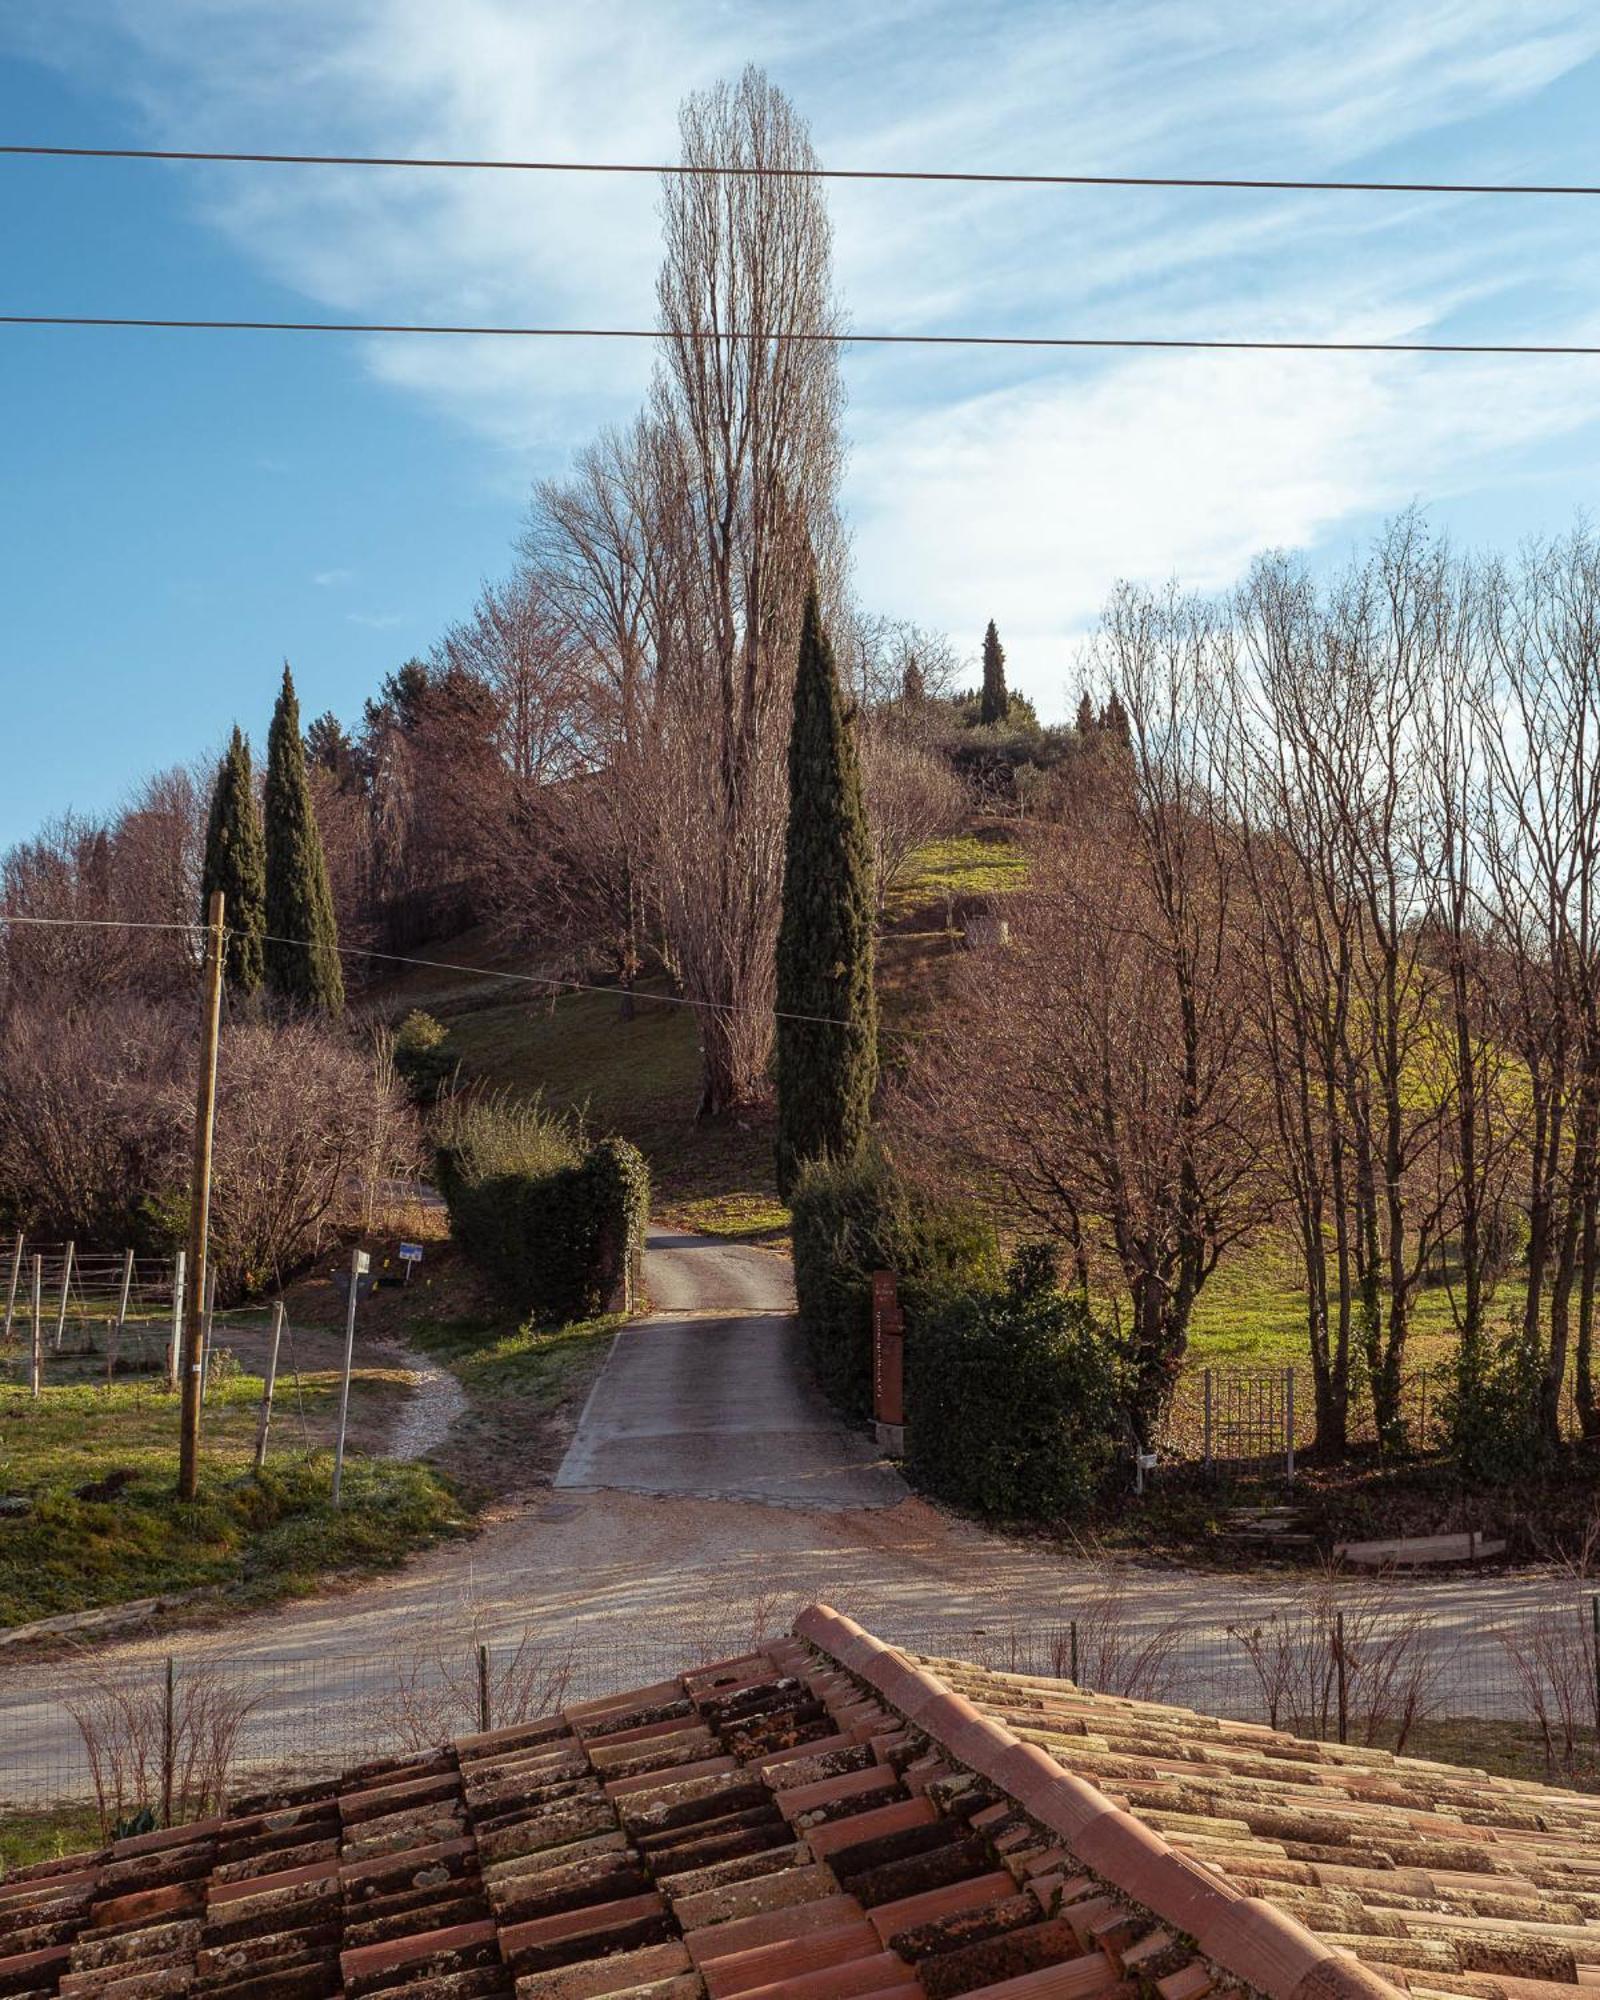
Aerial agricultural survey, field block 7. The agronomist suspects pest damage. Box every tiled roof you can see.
[1,1607,1595,2000]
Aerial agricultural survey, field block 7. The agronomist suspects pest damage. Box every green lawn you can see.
[883,830,1029,926]
[0,1368,467,1629]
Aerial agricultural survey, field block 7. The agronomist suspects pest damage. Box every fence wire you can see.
[3,1594,1596,1814]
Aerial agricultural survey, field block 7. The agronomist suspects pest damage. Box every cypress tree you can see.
[775,584,878,1199]
[979,619,1008,725]
[901,653,927,706]
[264,663,345,1015]
[1101,689,1131,747]
[1074,690,1097,736]
[201,726,267,995]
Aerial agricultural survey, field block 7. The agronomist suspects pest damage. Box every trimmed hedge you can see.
[438,1129,649,1324]
[906,1253,1128,1521]
[790,1149,996,1417]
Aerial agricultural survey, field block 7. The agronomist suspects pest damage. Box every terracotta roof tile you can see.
[13,1606,1600,2000]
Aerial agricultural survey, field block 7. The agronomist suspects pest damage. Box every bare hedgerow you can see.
[366,1612,578,1757]
[1050,1575,1184,1702]
[1227,1570,1440,1751]
[65,1658,259,1836]
[1498,1607,1599,1782]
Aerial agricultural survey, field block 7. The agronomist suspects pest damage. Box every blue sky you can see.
[3,0,1600,849]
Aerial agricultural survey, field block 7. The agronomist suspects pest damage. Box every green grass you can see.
[406,1309,621,1404]
[1188,1236,1530,1373]
[883,831,1029,926]
[0,1372,468,1629]
[0,1803,103,1873]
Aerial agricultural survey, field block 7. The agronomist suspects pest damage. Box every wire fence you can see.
[3,1592,1597,1815]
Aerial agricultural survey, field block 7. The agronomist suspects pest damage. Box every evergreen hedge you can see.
[436,1104,649,1324]
[906,1252,1128,1520]
[790,1148,995,1417]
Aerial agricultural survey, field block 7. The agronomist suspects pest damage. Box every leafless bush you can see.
[1227,1573,1440,1750]
[859,725,965,911]
[368,1617,578,1755]
[1499,1608,1599,1781]
[1052,1579,1183,1702]
[0,989,417,1299]
[65,1659,259,1836]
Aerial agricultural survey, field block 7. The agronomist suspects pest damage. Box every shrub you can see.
[790,1147,995,1417]
[436,1093,649,1322]
[392,1010,457,1105]
[906,1249,1129,1521]
[1440,1328,1548,1483]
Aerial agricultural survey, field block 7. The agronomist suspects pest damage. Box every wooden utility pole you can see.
[178,890,226,1502]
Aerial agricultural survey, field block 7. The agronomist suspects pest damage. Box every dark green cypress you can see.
[979,619,1008,725]
[201,725,267,995]
[775,585,878,1199]
[264,663,345,1014]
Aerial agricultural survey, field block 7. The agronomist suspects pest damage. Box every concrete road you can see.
[554,1231,907,1508]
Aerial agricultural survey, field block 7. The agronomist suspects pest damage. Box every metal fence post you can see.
[2,1231,20,1347]
[478,1643,492,1735]
[1590,1596,1600,1742]
[1334,1611,1348,1745]
[1069,1620,1079,1686]
[254,1302,285,1472]
[109,1247,134,1387]
[1203,1370,1213,1468]
[167,1249,185,1393]
[29,1256,42,1399]
[161,1656,176,1827]
[52,1239,74,1351]
[1285,1368,1296,1484]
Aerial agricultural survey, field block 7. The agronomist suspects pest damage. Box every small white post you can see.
[108,1247,135,1386]
[331,1247,369,1507]
[253,1301,285,1471]
[2,1232,21,1347]
[52,1239,74,1350]
[167,1249,186,1393]
[30,1256,43,1399]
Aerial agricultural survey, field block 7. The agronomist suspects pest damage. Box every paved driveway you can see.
[554,1231,907,1508]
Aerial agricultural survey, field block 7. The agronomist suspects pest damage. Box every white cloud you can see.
[312,567,352,587]
[13,0,1600,672]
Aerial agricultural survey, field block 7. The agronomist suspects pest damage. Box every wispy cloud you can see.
[312,566,352,587]
[347,609,404,630]
[14,0,1600,708]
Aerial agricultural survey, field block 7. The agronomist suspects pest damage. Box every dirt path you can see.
[377,1338,468,1462]
[1,1232,1590,1802]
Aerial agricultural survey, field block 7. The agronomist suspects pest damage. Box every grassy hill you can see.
[362,827,1024,1236]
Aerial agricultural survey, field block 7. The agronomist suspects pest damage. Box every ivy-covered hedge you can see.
[790,1148,995,1417]
[906,1252,1128,1520]
[437,1125,650,1324]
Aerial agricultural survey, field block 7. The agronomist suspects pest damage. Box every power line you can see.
[4,314,1598,356]
[0,910,858,1030]
[4,142,1598,199]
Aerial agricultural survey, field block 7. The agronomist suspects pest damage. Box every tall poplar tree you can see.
[264,663,345,1015]
[775,584,878,1198]
[979,619,1008,725]
[201,726,266,995]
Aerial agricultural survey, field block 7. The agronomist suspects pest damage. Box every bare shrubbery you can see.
[368,1620,579,1756]
[1053,1577,1184,1702]
[66,1658,259,1835]
[1498,1608,1600,1781]
[1227,1573,1440,1751]
[0,987,417,1297]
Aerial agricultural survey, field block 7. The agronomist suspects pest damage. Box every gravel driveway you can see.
[1,1231,1590,1804]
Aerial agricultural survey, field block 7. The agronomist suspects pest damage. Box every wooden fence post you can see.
[52,1239,74,1350]
[870,1271,905,1454]
[253,1302,285,1471]
[2,1232,21,1347]
[29,1256,43,1399]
